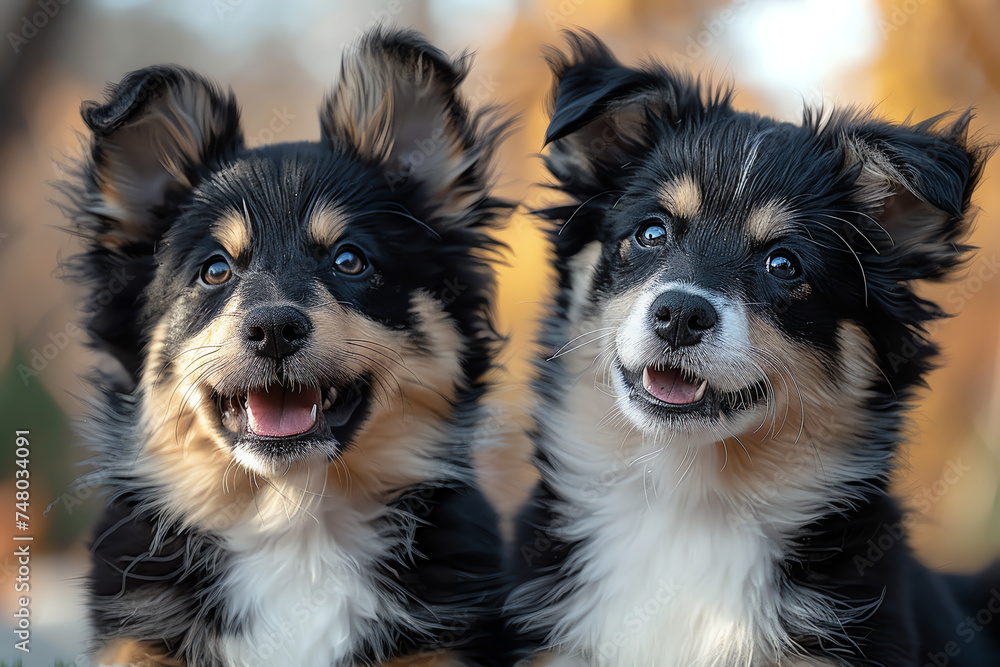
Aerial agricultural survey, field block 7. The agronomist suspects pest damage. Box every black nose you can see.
[243,306,311,359]
[650,291,718,348]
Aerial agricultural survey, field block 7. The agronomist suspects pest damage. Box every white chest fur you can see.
[530,372,847,667]
[546,462,791,666]
[218,491,400,667]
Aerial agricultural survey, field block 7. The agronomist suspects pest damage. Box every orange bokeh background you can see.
[0,0,998,660]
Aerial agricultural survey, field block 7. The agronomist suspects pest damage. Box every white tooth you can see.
[694,380,707,402]
[310,404,318,423]
[642,367,653,391]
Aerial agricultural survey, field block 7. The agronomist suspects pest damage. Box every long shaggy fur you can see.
[509,30,997,667]
[61,27,512,667]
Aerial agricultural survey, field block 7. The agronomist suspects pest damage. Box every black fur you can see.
[509,31,998,666]
[62,27,513,666]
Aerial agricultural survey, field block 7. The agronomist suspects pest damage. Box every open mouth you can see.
[214,376,370,461]
[618,361,766,420]
[620,363,713,415]
[641,366,708,406]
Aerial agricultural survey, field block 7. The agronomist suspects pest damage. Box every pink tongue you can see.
[643,367,704,405]
[245,385,321,437]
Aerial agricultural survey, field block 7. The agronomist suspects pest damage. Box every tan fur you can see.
[94,78,233,242]
[844,138,903,212]
[746,200,794,244]
[97,639,185,667]
[568,266,878,491]
[134,283,464,532]
[554,254,650,386]
[322,37,503,231]
[528,652,583,667]
[599,277,659,333]
[845,136,955,255]
[135,311,252,532]
[566,242,603,326]
[382,652,463,667]
[307,204,350,248]
[212,211,252,259]
[789,282,813,299]
[334,292,465,496]
[657,174,702,219]
[714,318,879,492]
[546,91,662,183]
[558,269,650,386]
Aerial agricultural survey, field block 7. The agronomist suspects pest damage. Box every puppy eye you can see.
[636,219,668,247]
[201,256,232,285]
[766,251,801,280]
[333,246,368,276]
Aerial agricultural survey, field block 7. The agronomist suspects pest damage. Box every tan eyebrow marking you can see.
[656,174,702,219]
[746,200,795,244]
[307,205,350,248]
[212,203,252,259]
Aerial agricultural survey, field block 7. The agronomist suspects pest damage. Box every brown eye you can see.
[333,246,367,276]
[201,256,232,285]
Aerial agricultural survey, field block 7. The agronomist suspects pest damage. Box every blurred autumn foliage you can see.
[870,0,1000,569]
[0,0,997,653]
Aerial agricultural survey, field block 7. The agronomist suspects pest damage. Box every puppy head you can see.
[541,31,986,448]
[65,29,506,493]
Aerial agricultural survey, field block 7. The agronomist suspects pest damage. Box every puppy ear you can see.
[843,112,987,280]
[320,27,506,231]
[79,65,242,244]
[542,30,712,191]
[63,66,242,383]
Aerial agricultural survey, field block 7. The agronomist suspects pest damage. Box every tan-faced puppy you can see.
[62,27,510,667]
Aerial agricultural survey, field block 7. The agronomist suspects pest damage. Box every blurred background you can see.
[0,0,998,662]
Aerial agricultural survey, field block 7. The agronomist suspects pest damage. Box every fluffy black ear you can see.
[542,31,713,192]
[843,112,987,281]
[62,66,243,383]
[320,27,506,232]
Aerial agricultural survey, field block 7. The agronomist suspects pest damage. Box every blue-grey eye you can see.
[636,219,668,246]
[333,246,367,275]
[766,251,801,280]
[201,256,232,285]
